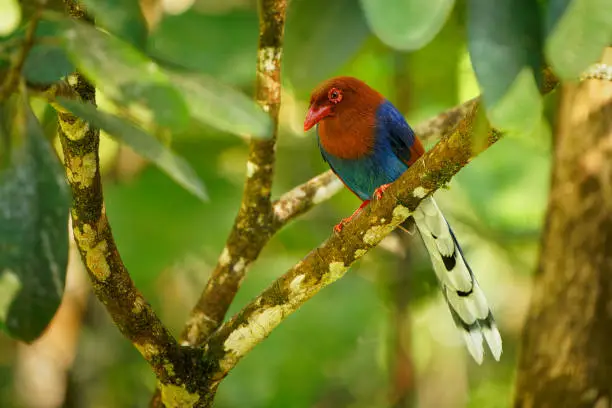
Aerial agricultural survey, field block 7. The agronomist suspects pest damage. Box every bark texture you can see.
[514,78,612,408]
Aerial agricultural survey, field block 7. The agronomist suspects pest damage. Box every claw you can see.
[333,199,371,233]
[373,183,392,200]
[333,219,348,233]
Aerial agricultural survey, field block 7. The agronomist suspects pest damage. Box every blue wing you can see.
[375,101,423,166]
[317,100,422,200]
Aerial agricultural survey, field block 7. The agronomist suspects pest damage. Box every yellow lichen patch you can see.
[59,117,90,141]
[132,296,146,314]
[324,262,347,285]
[73,224,96,248]
[413,186,430,198]
[392,205,411,220]
[223,306,285,359]
[66,152,97,188]
[160,383,199,408]
[164,362,176,377]
[363,205,411,245]
[134,342,160,361]
[289,274,305,294]
[219,247,231,266]
[354,249,367,259]
[363,225,392,246]
[86,240,111,281]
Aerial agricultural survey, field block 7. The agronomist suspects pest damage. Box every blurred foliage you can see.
[0,93,70,342]
[0,0,608,406]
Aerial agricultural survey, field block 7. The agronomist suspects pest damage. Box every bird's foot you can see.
[333,199,371,233]
[333,219,348,233]
[373,183,392,200]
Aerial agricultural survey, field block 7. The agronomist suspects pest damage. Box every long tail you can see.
[412,196,502,364]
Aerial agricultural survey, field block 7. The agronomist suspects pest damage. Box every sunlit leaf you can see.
[57,97,208,201]
[546,0,612,80]
[80,0,148,48]
[359,0,454,50]
[168,72,271,139]
[0,0,21,36]
[56,18,190,131]
[284,0,370,89]
[468,0,544,135]
[0,95,70,342]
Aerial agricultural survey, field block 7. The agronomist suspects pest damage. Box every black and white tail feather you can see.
[412,196,502,364]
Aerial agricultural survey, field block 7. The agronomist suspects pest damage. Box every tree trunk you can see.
[514,75,612,407]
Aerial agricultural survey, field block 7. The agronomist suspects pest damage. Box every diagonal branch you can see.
[56,72,184,386]
[203,74,559,380]
[180,0,289,347]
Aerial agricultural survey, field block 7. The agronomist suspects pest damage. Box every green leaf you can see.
[284,0,370,89]
[56,18,190,131]
[147,10,258,86]
[168,72,271,139]
[23,44,74,84]
[468,0,544,135]
[0,95,71,342]
[57,97,208,201]
[359,0,454,50]
[546,0,612,80]
[0,20,74,84]
[80,0,148,49]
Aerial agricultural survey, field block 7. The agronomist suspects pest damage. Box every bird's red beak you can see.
[304,104,332,131]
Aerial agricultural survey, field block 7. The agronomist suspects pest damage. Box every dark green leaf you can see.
[0,95,70,342]
[23,44,74,84]
[57,97,208,201]
[546,0,612,79]
[359,0,454,50]
[468,0,544,134]
[56,18,190,131]
[80,0,148,49]
[1,20,74,84]
[168,72,271,139]
[284,0,370,89]
[148,10,258,86]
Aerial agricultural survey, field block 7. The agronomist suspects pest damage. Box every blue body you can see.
[318,100,417,200]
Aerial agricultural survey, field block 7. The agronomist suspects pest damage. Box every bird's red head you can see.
[304,76,383,131]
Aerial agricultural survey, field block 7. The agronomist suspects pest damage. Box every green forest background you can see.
[1,0,559,406]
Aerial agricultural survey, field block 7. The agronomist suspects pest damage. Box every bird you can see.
[304,76,502,364]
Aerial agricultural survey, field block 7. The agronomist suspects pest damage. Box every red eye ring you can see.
[328,87,342,104]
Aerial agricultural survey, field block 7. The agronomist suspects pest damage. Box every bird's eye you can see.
[328,88,342,103]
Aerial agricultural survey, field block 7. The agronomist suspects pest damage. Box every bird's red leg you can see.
[373,183,392,200]
[334,199,371,233]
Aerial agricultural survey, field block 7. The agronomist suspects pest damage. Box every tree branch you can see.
[56,3,210,406]
[203,73,559,380]
[57,71,188,389]
[180,0,289,347]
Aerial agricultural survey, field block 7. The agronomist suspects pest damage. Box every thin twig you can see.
[0,8,41,101]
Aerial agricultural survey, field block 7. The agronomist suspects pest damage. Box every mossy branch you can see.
[56,71,188,390]
[180,0,289,348]
[203,72,559,380]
